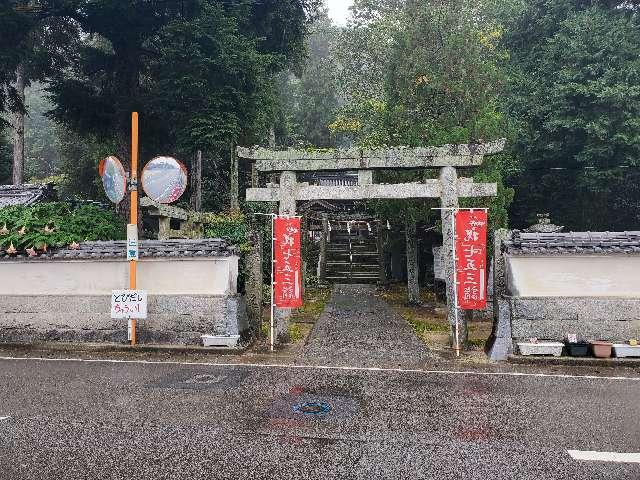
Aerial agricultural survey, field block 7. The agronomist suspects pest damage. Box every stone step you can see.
[325,277,379,283]
[326,264,379,270]
[327,245,378,251]
[327,252,378,258]
[326,270,379,276]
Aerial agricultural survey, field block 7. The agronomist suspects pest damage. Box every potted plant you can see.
[612,340,640,358]
[517,338,564,357]
[565,341,589,357]
[590,341,613,358]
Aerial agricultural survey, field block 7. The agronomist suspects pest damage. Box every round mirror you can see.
[141,156,188,204]
[99,156,126,204]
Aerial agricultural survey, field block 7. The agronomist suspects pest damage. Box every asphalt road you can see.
[0,357,639,480]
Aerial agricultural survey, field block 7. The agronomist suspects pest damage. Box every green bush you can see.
[0,202,125,251]
[203,212,249,249]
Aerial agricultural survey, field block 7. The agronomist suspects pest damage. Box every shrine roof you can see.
[503,231,640,255]
[0,184,56,208]
[0,238,238,261]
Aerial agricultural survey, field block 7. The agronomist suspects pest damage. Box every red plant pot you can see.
[591,341,613,358]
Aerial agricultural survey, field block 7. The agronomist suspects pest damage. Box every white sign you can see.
[127,224,139,261]
[111,290,147,319]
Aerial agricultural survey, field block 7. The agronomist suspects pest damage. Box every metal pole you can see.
[270,213,275,352]
[451,208,460,357]
[129,112,139,346]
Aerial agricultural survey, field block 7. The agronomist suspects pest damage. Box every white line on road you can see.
[0,416,10,421]
[568,450,640,463]
[0,355,639,382]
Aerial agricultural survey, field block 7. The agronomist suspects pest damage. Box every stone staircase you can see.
[325,229,379,284]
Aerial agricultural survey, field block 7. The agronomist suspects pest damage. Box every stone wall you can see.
[509,297,640,342]
[0,255,247,346]
[488,231,640,359]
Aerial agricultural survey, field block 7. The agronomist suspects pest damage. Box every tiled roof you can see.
[503,231,640,255]
[0,239,238,261]
[0,184,56,208]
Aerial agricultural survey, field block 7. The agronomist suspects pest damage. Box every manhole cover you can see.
[293,401,332,416]
[185,374,226,385]
[151,369,248,391]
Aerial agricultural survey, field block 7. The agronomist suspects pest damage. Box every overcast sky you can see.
[326,0,354,26]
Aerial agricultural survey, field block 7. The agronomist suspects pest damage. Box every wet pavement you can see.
[1,285,639,479]
[299,284,435,368]
[0,357,639,479]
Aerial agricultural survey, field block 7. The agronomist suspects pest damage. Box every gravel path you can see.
[298,284,435,368]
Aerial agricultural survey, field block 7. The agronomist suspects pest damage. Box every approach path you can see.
[298,284,435,368]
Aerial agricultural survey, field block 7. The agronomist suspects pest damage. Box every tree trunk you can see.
[190,150,203,212]
[318,213,328,282]
[406,218,420,305]
[376,221,388,285]
[12,62,26,185]
[268,126,276,148]
[230,142,239,211]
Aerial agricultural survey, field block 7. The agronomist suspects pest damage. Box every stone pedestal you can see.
[246,229,263,333]
[406,219,420,304]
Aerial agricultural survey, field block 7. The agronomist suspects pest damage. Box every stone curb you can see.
[507,354,640,369]
[0,341,248,356]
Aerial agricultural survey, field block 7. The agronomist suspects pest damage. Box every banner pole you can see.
[270,214,275,352]
[129,112,139,346]
[452,208,460,357]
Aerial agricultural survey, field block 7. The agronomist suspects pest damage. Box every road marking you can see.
[0,416,10,421]
[568,450,640,463]
[0,355,639,382]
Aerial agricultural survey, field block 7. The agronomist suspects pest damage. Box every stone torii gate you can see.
[238,139,505,350]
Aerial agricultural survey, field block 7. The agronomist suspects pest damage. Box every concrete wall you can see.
[0,258,238,296]
[508,297,640,342]
[506,255,640,297]
[0,257,246,345]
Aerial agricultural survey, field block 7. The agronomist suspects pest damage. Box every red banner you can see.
[455,210,488,310]
[274,217,303,308]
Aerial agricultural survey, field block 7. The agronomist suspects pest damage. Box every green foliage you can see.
[504,1,640,230]
[0,202,124,251]
[10,0,317,213]
[0,1,80,123]
[384,3,508,147]
[44,0,317,150]
[0,128,10,184]
[56,128,118,202]
[287,322,305,342]
[24,83,61,179]
[0,0,33,119]
[333,0,514,231]
[276,10,341,147]
[151,2,282,154]
[203,212,249,249]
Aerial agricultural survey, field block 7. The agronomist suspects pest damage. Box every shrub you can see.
[0,202,125,251]
[203,212,249,250]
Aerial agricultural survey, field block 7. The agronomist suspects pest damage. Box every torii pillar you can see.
[440,166,472,349]
[274,170,298,340]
